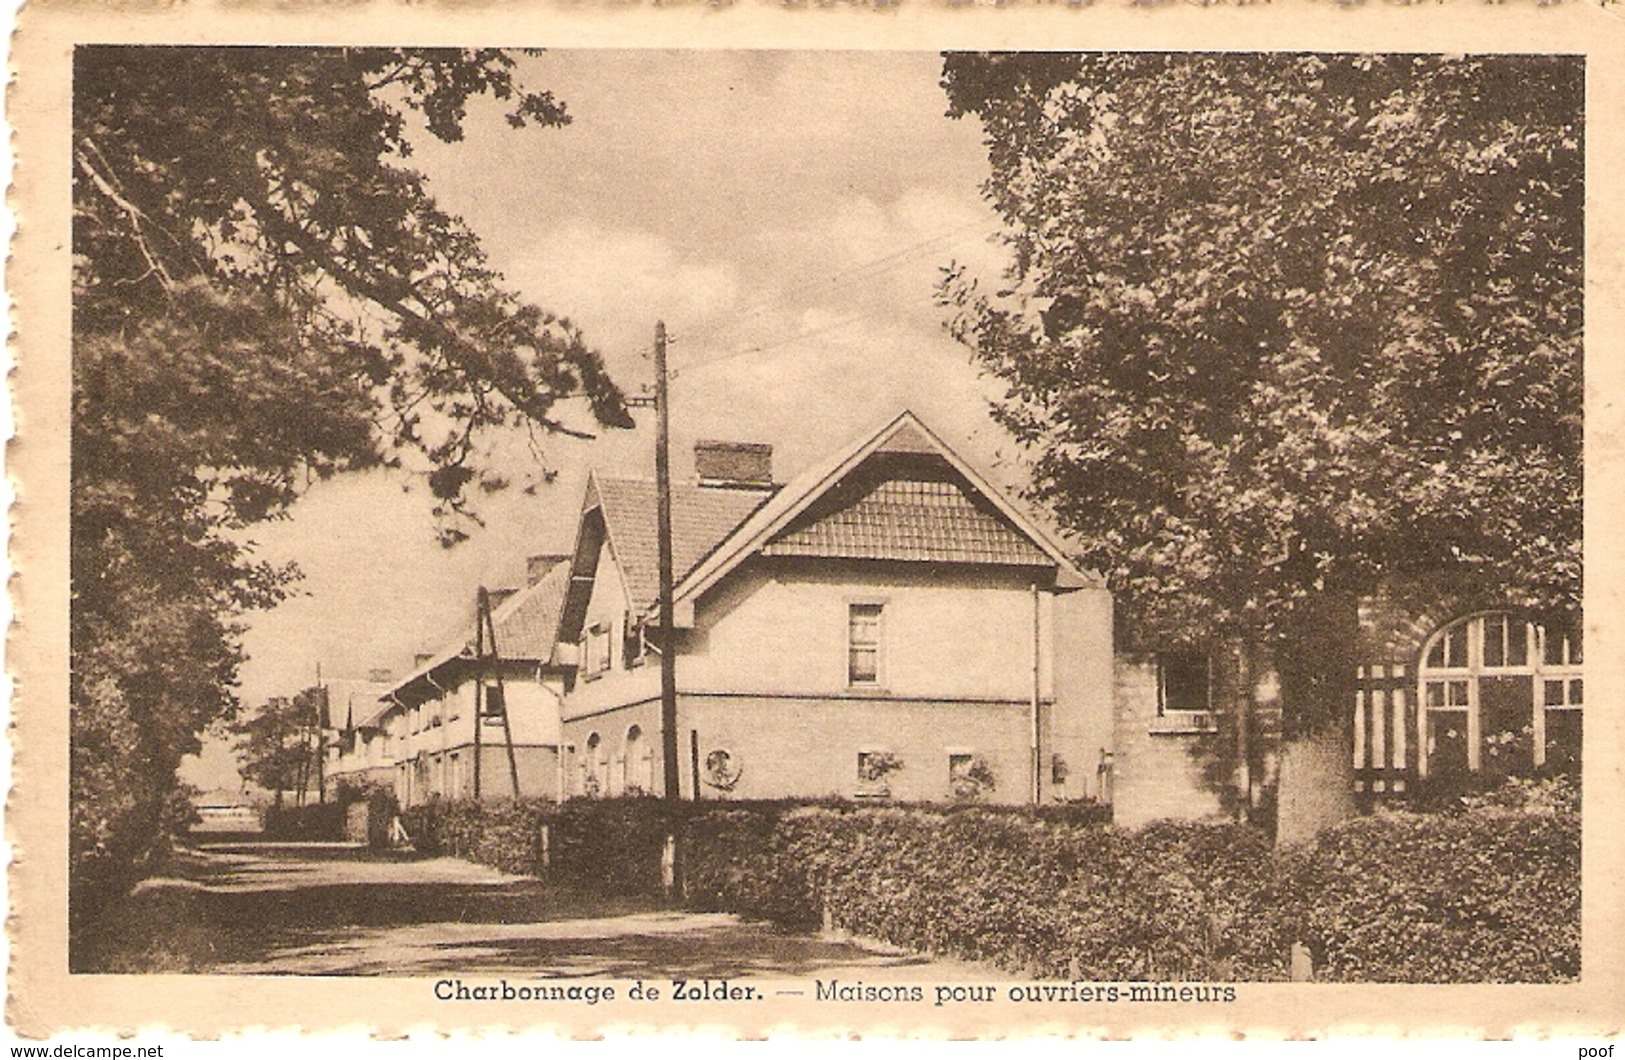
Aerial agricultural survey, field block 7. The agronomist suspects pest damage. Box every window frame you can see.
[846,599,887,688]
[855,747,899,798]
[1418,612,1582,776]
[1156,650,1213,716]
[581,621,614,680]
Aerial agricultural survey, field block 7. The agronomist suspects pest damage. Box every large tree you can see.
[229,689,326,810]
[940,53,1582,840]
[71,48,629,922]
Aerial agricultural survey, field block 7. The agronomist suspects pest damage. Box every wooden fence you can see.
[1353,663,1418,801]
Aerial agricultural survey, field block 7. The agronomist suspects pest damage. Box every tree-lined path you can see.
[87,845,1004,980]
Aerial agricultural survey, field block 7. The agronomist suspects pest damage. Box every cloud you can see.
[504,220,744,375]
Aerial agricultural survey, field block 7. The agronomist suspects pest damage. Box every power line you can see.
[696,216,995,337]
[670,307,884,381]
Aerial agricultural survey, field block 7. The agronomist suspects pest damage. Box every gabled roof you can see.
[762,473,1051,566]
[322,677,395,732]
[673,410,1097,615]
[587,474,777,615]
[380,558,573,709]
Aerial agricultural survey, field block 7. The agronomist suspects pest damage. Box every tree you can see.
[70,48,630,923]
[230,689,326,809]
[940,53,1582,841]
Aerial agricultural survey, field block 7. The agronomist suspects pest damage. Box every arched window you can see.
[584,732,603,797]
[624,725,650,795]
[1418,612,1582,780]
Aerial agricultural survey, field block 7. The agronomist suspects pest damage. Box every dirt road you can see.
[112,844,1004,980]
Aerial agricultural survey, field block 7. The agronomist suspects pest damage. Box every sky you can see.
[183,50,1021,790]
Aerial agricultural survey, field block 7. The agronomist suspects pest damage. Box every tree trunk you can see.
[1273,589,1360,846]
[1275,724,1355,846]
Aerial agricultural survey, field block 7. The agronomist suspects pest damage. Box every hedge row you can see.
[260,800,348,841]
[402,779,1579,983]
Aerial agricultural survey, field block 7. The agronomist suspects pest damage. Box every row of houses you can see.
[325,410,1583,828]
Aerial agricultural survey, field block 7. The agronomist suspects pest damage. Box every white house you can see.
[554,410,1116,805]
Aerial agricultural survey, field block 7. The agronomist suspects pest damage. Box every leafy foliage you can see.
[410,785,1578,982]
[938,54,1582,729]
[229,687,326,805]
[1280,802,1579,982]
[70,47,629,921]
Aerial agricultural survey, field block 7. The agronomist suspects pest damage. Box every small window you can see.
[623,619,647,669]
[1543,623,1583,666]
[1425,678,1470,709]
[856,750,901,794]
[583,623,613,678]
[848,603,883,685]
[1545,677,1582,709]
[1157,652,1211,714]
[1427,623,1470,669]
[481,684,506,725]
[948,752,994,800]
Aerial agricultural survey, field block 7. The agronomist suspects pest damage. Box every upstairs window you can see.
[848,602,884,685]
[623,618,647,669]
[583,622,613,678]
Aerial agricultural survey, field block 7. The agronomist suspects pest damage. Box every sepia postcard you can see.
[8,0,1625,1041]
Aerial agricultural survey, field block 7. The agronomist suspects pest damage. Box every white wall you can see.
[682,559,1052,701]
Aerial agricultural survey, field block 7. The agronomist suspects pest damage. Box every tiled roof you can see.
[379,558,573,708]
[674,410,1097,606]
[488,560,572,659]
[593,477,776,614]
[324,677,395,731]
[763,474,1051,566]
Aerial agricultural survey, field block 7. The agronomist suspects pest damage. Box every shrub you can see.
[1282,804,1579,982]
[406,782,1577,983]
[548,797,678,894]
[261,800,346,841]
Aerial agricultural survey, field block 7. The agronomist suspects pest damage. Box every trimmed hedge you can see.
[686,807,1284,979]
[401,778,1578,983]
[1280,806,1580,982]
[261,800,347,841]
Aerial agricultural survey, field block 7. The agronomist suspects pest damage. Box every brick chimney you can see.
[695,440,773,488]
[368,668,394,684]
[527,553,570,586]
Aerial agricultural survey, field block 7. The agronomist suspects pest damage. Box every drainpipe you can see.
[1031,582,1042,806]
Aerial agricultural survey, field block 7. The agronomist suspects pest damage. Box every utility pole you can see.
[654,322,681,803]
[478,586,523,800]
[473,592,484,801]
[315,661,326,805]
[627,322,681,804]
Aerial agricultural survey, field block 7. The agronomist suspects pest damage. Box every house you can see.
[323,674,398,793]
[372,556,575,806]
[348,409,1583,825]
[1107,583,1584,828]
[553,410,1116,805]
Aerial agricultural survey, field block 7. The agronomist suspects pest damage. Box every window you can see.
[583,622,613,678]
[1157,652,1212,714]
[1418,612,1582,777]
[848,602,884,685]
[948,752,994,800]
[856,750,901,797]
[623,619,647,669]
[624,725,650,794]
[481,684,506,726]
[583,733,603,796]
